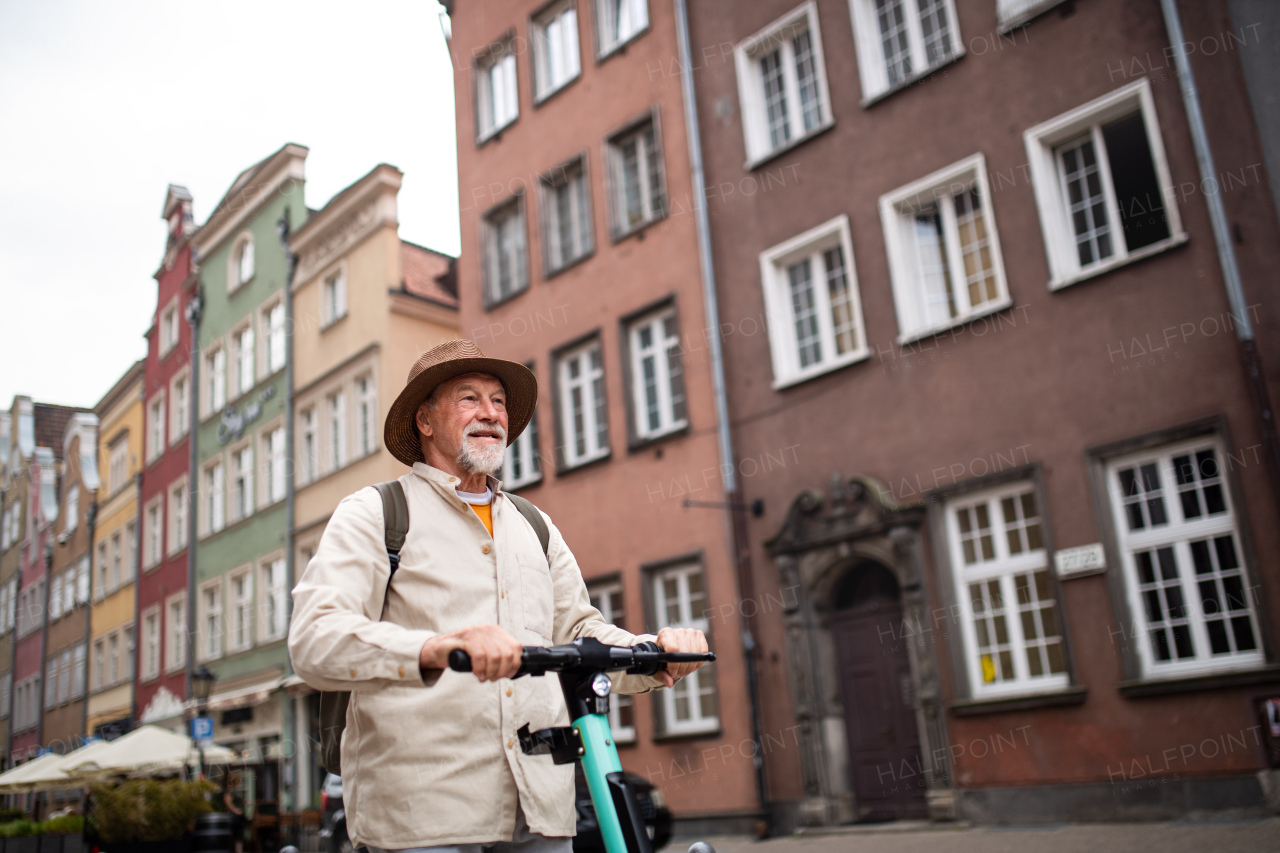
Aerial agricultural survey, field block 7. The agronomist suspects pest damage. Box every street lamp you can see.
[192,666,217,778]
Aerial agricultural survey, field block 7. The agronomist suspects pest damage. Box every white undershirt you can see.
[455,486,494,506]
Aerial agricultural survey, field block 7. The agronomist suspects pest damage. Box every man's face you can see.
[416,373,509,476]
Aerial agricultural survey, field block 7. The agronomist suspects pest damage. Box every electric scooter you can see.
[449,637,717,853]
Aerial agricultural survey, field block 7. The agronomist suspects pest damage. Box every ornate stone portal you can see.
[766,473,956,824]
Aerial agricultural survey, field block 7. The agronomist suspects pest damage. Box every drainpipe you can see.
[277,207,299,812]
[1160,0,1280,501]
[185,286,204,705]
[674,0,771,833]
[81,499,97,741]
[36,542,51,750]
[129,469,142,729]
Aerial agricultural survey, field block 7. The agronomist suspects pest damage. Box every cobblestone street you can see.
[678,818,1280,853]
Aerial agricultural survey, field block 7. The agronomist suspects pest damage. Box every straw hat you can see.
[384,339,537,466]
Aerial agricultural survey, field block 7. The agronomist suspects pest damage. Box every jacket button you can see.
[399,667,406,678]
[349,669,357,677]
[507,739,514,749]
[506,687,513,697]
[482,544,491,554]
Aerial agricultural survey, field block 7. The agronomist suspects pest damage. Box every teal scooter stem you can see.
[449,638,716,853]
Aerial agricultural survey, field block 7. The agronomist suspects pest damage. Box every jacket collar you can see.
[411,461,503,498]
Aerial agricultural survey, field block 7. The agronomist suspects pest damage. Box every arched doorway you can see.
[831,562,928,821]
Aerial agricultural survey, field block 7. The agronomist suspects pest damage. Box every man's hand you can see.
[653,627,709,689]
[419,624,523,683]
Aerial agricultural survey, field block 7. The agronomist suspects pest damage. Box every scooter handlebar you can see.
[446,641,714,677]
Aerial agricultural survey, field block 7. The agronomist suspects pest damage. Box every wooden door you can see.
[832,564,928,821]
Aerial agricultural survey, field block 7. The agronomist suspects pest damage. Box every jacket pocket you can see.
[519,555,554,642]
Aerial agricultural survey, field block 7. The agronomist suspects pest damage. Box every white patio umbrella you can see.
[63,724,236,776]
[3,739,116,791]
[0,752,68,794]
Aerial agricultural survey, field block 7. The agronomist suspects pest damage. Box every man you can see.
[290,339,709,853]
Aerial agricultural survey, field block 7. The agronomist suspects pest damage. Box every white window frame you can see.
[124,519,137,584]
[108,439,129,496]
[475,40,519,142]
[141,605,161,682]
[1025,78,1185,290]
[165,592,187,674]
[261,424,287,506]
[299,407,318,485]
[65,485,79,534]
[945,481,1069,699]
[260,556,289,642]
[50,574,63,622]
[532,0,582,102]
[167,476,188,559]
[229,441,255,524]
[327,389,348,473]
[76,556,89,605]
[606,115,667,240]
[147,393,166,463]
[169,367,190,444]
[588,579,636,743]
[540,156,595,275]
[263,299,286,376]
[848,0,964,101]
[557,339,610,468]
[734,1,834,167]
[202,458,225,537]
[759,213,870,389]
[482,195,529,306]
[228,566,254,653]
[627,308,688,441]
[199,578,223,661]
[231,321,256,400]
[1106,437,1263,680]
[594,0,648,58]
[355,376,377,458]
[205,343,227,416]
[321,268,348,329]
[144,495,164,570]
[652,562,718,735]
[229,233,255,293]
[880,154,1012,343]
[997,0,1068,31]
[159,300,180,357]
[503,395,543,491]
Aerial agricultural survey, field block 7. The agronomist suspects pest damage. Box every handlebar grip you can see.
[448,649,473,672]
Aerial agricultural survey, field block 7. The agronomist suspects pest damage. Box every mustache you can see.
[462,421,507,441]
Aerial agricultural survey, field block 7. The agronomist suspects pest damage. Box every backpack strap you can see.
[374,480,410,581]
[504,492,550,559]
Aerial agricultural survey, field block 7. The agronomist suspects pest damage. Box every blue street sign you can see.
[191,715,214,743]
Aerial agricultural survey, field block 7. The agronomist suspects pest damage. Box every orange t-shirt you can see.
[470,502,493,538]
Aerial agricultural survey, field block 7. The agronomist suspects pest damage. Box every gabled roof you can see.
[33,403,90,458]
[399,241,458,309]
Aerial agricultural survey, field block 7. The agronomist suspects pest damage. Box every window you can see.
[168,478,188,557]
[880,155,1010,340]
[588,580,635,743]
[206,346,227,414]
[233,324,255,397]
[322,271,347,328]
[263,426,286,504]
[145,498,163,569]
[627,308,688,441]
[1025,79,1183,289]
[50,574,63,621]
[124,520,136,583]
[735,3,832,165]
[265,301,286,374]
[557,340,609,467]
[594,0,647,56]
[107,634,119,686]
[95,543,108,601]
[1107,439,1261,678]
[44,658,56,709]
[109,439,128,495]
[300,408,317,484]
[328,390,348,472]
[110,531,122,592]
[261,558,288,641]
[160,302,179,356]
[348,377,374,458]
[849,0,961,100]
[200,581,223,660]
[532,0,581,101]
[482,197,529,305]
[759,214,869,388]
[147,396,165,463]
[73,643,86,698]
[205,460,225,535]
[652,562,717,733]
[997,0,1066,29]
[170,369,190,441]
[166,592,186,673]
[229,569,253,652]
[61,568,74,614]
[607,117,666,238]
[946,483,1068,698]
[65,485,79,534]
[502,384,543,490]
[231,445,254,522]
[0,673,9,719]
[540,158,593,273]
[475,42,519,141]
[142,607,161,681]
[123,626,134,681]
[231,235,254,291]
[76,556,89,604]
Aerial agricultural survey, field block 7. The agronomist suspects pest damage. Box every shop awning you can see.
[206,677,284,712]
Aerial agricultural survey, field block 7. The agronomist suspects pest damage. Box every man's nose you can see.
[476,396,502,420]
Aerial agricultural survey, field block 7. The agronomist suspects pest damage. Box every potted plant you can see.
[88,778,215,852]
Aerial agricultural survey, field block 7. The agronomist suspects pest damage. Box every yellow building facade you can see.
[288,163,457,804]
[87,361,145,735]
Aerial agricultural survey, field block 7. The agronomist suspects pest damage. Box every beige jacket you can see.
[289,462,661,850]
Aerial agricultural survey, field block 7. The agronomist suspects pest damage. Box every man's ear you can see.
[415,402,433,439]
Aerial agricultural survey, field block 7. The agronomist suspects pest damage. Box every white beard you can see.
[456,426,506,475]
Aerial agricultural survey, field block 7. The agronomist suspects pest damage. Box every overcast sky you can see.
[0,0,459,409]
